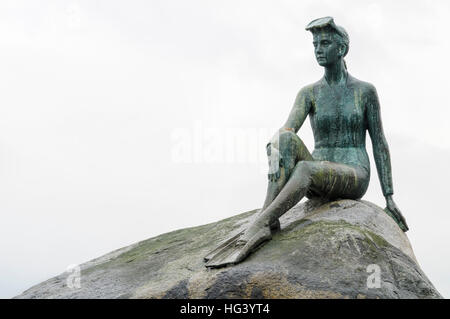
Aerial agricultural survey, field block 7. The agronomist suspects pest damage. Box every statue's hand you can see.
[384,196,409,232]
[266,143,281,182]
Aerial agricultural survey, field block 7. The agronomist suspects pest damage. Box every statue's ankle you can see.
[269,219,281,232]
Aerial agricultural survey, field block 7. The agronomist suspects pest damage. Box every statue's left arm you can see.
[366,85,409,231]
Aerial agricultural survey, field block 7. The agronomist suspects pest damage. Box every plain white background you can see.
[1,0,449,298]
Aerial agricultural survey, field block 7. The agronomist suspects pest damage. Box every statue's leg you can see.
[251,161,369,233]
[260,130,312,230]
[204,155,369,268]
[243,160,314,240]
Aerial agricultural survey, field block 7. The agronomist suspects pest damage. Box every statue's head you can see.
[306,17,349,68]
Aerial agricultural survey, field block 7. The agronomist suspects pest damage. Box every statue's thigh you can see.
[306,161,369,200]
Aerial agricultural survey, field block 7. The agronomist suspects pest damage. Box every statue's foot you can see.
[204,223,272,268]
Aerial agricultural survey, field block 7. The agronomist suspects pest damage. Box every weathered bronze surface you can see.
[205,17,408,268]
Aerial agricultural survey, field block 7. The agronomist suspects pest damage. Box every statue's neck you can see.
[324,60,347,86]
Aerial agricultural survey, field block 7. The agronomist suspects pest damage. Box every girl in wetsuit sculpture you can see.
[205,17,408,268]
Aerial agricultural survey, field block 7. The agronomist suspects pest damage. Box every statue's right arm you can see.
[266,87,311,181]
[268,87,312,148]
[282,87,312,133]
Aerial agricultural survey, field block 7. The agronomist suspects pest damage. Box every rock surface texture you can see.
[15,199,442,299]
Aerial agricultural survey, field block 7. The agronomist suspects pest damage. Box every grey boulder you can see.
[15,199,442,299]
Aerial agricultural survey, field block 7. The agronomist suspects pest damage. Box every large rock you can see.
[15,199,442,299]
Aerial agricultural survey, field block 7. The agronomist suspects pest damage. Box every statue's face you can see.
[312,31,343,67]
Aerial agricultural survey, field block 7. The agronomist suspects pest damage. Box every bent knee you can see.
[278,130,301,151]
[278,129,299,141]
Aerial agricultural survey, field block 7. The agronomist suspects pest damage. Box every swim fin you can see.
[204,226,272,268]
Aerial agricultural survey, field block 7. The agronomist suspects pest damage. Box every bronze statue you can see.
[204,17,408,268]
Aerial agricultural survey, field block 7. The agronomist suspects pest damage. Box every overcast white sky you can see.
[1,0,449,298]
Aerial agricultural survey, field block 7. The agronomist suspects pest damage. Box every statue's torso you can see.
[308,74,370,173]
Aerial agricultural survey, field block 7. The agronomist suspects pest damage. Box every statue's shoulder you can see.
[296,80,322,100]
[347,74,377,95]
[306,78,325,90]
